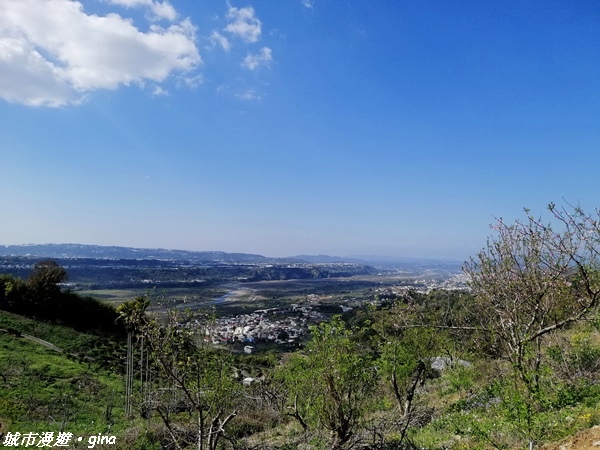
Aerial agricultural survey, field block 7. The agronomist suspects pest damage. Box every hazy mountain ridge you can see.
[0,243,277,264]
[0,243,463,269]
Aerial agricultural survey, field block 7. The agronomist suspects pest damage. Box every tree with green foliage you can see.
[117,296,150,332]
[27,259,67,293]
[24,260,68,320]
[0,274,27,312]
[278,316,378,449]
[376,326,438,444]
[117,297,150,418]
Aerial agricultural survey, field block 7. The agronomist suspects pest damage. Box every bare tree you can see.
[463,203,600,394]
[118,299,239,450]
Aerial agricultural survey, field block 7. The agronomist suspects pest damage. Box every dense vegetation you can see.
[1,204,600,449]
[0,260,124,334]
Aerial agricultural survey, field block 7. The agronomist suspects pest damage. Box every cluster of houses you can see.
[374,273,469,300]
[208,305,325,349]
[405,273,468,293]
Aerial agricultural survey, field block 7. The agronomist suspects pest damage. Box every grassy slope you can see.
[0,311,129,443]
[0,310,98,350]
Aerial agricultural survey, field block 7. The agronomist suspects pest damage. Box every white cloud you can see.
[150,1,177,21]
[179,74,204,89]
[105,0,177,22]
[0,37,77,107]
[300,0,314,10]
[207,5,273,93]
[224,6,261,43]
[151,85,168,96]
[242,47,272,71]
[236,89,260,101]
[0,0,200,107]
[209,31,231,52]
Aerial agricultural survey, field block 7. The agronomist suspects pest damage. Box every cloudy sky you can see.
[0,0,598,260]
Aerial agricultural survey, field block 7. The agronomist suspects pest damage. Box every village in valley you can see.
[209,304,323,352]
[0,244,467,355]
[182,270,469,353]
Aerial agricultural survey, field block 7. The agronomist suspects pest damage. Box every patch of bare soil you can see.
[541,426,600,450]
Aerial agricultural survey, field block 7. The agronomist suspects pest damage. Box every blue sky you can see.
[0,0,598,260]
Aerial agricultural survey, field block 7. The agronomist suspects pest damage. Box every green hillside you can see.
[0,311,131,447]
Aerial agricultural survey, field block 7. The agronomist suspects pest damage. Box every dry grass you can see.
[541,425,600,450]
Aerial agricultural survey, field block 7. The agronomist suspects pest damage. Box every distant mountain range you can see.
[0,244,277,264]
[0,243,462,270]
